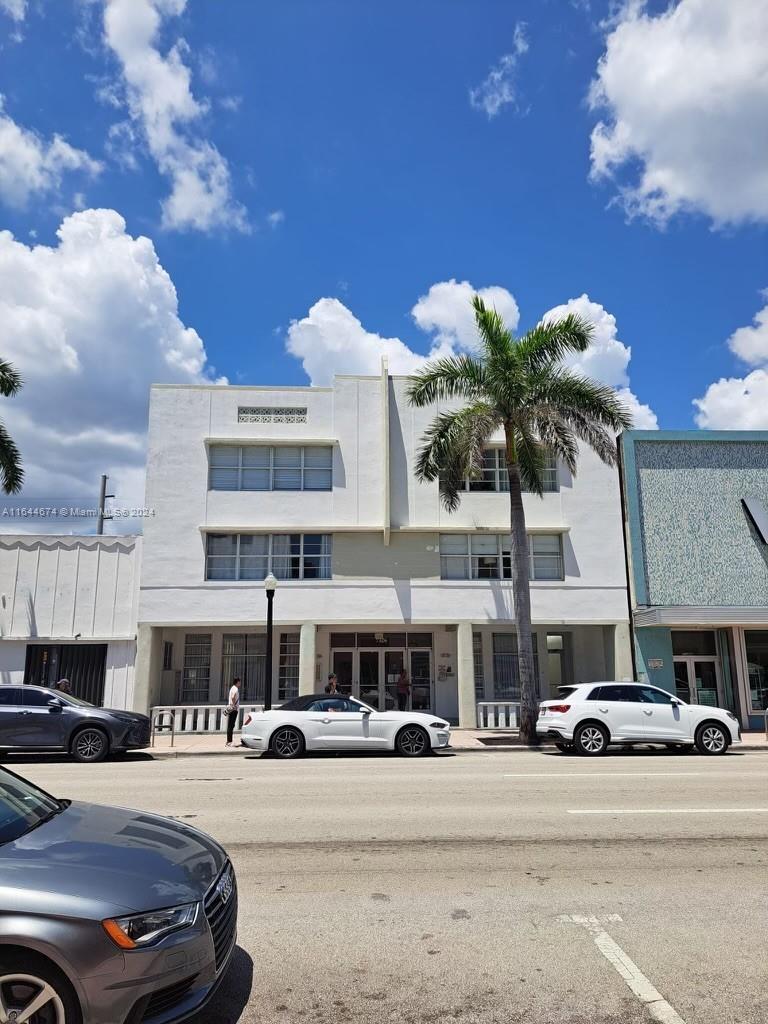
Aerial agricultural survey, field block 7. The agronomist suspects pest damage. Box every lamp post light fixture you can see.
[263,573,278,711]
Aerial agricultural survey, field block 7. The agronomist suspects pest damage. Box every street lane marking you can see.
[560,915,686,1024]
[504,772,707,778]
[568,808,768,815]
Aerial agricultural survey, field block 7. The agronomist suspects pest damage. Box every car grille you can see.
[204,861,238,973]
[141,974,198,1021]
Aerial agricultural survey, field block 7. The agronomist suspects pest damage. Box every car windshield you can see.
[0,768,63,846]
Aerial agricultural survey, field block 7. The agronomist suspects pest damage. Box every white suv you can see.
[537,682,741,756]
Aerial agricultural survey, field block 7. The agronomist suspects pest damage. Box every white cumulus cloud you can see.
[102,0,248,233]
[412,279,520,351]
[589,0,768,226]
[0,209,221,525]
[0,0,25,20]
[0,97,102,209]
[542,294,657,428]
[694,293,768,428]
[469,23,529,118]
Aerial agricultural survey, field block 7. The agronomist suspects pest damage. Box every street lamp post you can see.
[263,573,277,711]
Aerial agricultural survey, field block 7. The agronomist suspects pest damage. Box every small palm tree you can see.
[0,358,23,494]
[407,296,632,744]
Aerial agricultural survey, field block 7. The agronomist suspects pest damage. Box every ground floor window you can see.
[492,633,539,700]
[182,634,211,702]
[221,633,266,702]
[745,630,768,712]
[279,633,300,701]
[24,643,107,705]
[473,632,485,700]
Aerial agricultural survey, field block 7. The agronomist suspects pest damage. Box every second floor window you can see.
[208,445,332,491]
[206,533,332,581]
[450,448,558,493]
[439,533,564,581]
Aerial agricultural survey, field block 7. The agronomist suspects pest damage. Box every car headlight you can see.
[103,903,198,949]
[430,722,449,730]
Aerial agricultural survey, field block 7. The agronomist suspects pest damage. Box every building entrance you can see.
[330,632,434,711]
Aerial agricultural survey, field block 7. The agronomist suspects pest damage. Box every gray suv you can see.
[0,685,150,762]
[0,765,237,1023]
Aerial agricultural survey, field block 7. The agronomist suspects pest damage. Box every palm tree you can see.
[0,357,23,494]
[407,296,632,744]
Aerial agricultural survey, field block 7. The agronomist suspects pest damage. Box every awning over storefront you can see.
[635,607,768,628]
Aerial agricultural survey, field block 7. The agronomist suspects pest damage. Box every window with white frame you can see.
[439,533,564,581]
[181,634,211,702]
[208,445,332,491]
[221,633,266,702]
[450,448,558,493]
[279,633,300,701]
[206,533,332,581]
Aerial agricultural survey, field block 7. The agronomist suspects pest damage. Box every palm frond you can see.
[414,403,500,512]
[510,424,550,498]
[406,354,487,407]
[0,359,22,398]
[0,418,23,493]
[515,314,594,373]
[527,409,579,474]
[532,367,633,434]
[472,295,514,361]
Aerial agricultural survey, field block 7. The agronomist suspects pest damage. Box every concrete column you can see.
[456,621,476,728]
[612,622,634,681]
[299,622,317,695]
[133,624,162,715]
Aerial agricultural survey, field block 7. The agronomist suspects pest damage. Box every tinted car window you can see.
[599,685,634,702]
[586,687,603,700]
[638,686,675,705]
[23,688,57,707]
[557,686,578,698]
[0,768,61,845]
[307,698,357,712]
[0,687,24,706]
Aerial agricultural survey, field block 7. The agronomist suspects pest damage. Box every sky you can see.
[0,0,766,527]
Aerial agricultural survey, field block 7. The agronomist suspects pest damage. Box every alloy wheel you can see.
[579,727,605,754]
[0,974,65,1024]
[701,726,726,753]
[398,727,427,756]
[74,729,106,761]
[273,729,302,758]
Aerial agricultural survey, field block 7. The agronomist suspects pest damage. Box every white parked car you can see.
[241,693,451,758]
[537,682,741,756]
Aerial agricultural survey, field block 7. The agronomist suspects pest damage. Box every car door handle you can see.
[599,707,609,713]
[642,709,653,716]
[309,717,333,724]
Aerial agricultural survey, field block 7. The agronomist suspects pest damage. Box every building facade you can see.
[136,369,632,725]
[620,431,768,730]
[0,533,140,707]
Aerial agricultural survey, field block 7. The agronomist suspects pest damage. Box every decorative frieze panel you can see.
[237,406,308,424]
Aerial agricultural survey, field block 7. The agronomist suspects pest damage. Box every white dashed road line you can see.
[559,915,687,1024]
[503,772,707,778]
[567,807,768,815]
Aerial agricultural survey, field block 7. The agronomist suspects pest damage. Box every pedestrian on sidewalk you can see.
[225,677,241,747]
[397,668,410,711]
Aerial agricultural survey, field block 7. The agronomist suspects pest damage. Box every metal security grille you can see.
[492,633,539,701]
[23,643,107,705]
[221,634,266,702]
[473,632,485,700]
[181,634,212,702]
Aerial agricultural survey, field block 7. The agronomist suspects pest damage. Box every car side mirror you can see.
[671,697,681,706]
[47,698,63,712]
[361,708,372,716]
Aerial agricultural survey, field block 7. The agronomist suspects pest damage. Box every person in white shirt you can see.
[225,677,241,747]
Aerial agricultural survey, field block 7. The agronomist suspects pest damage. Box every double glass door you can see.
[332,649,433,711]
[673,657,722,707]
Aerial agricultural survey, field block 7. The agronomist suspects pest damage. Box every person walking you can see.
[396,668,410,712]
[225,677,241,747]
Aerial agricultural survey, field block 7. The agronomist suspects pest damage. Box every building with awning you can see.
[620,431,768,730]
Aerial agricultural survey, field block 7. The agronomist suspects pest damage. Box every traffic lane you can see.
[14,751,768,847]
[202,838,766,1024]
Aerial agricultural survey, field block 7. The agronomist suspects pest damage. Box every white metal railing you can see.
[150,703,263,745]
[476,701,520,729]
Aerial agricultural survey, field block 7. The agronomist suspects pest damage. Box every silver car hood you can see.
[0,800,226,916]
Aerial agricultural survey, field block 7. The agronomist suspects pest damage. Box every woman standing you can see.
[396,668,410,712]
[225,676,241,747]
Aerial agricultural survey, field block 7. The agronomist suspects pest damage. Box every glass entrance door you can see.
[384,650,406,711]
[359,651,381,709]
[332,650,354,696]
[410,650,432,710]
[673,657,722,707]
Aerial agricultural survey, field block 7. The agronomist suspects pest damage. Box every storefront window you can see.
[745,631,768,712]
[671,631,717,656]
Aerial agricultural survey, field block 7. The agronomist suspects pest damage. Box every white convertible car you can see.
[240,693,452,758]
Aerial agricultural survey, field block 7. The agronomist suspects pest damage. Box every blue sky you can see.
[0,0,766,513]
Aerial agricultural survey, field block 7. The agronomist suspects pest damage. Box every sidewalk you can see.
[146,729,768,758]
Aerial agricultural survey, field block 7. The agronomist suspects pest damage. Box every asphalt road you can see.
[11,747,768,1024]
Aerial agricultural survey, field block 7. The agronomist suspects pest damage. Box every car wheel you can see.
[0,951,81,1024]
[695,722,729,756]
[70,727,109,763]
[395,726,430,757]
[574,722,609,757]
[270,727,305,759]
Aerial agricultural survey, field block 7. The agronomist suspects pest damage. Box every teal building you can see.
[620,431,768,730]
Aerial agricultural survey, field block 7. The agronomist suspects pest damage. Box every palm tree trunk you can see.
[505,429,539,745]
